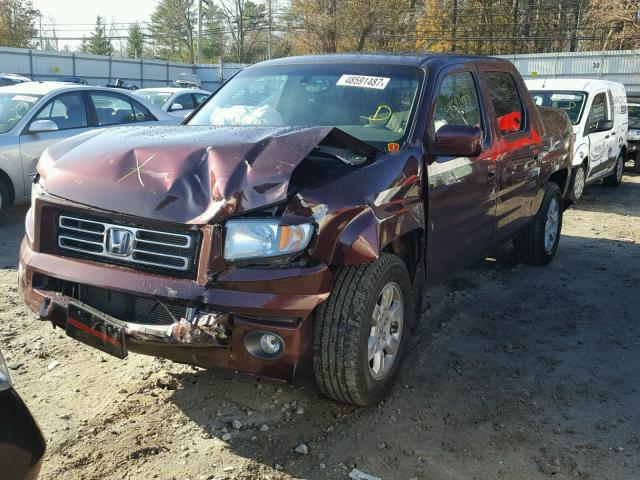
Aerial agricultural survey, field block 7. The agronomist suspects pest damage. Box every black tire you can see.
[0,180,11,220]
[568,164,586,202]
[513,182,563,266]
[603,153,624,187]
[634,155,640,174]
[313,253,414,406]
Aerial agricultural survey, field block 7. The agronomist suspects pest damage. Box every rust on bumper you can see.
[19,236,332,381]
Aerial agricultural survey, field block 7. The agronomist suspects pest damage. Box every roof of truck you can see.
[526,78,626,93]
[251,53,512,69]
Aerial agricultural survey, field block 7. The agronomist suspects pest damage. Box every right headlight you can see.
[0,350,12,392]
[224,219,314,262]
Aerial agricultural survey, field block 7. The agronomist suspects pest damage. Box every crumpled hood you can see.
[38,125,340,224]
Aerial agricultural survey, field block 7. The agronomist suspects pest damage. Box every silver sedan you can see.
[0,82,177,217]
[132,87,210,118]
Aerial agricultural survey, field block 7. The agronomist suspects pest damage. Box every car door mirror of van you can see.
[434,125,483,157]
[592,119,613,132]
[28,119,59,133]
[169,103,184,112]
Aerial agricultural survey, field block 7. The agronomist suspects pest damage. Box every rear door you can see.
[585,91,614,177]
[19,91,92,192]
[478,68,542,245]
[426,65,497,284]
[87,91,158,126]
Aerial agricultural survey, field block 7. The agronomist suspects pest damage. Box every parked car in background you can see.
[105,79,138,90]
[0,82,177,217]
[0,349,46,480]
[57,76,88,85]
[0,73,31,86]
[627,103,640,173]
[171,73,202,89]
[527,78,628,201]
[133,87,210,118]
[22,54,572,406]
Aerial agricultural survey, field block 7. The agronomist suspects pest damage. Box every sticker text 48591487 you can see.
[336,74,390,90]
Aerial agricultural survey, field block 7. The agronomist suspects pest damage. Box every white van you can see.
[526,79,628,200]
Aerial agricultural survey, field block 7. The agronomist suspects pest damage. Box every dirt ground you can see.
[1,169,639,480]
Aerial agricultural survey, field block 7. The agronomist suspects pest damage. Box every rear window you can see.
[485,71,525,135]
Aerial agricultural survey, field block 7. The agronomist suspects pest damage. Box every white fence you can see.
[0,46,247,92]
[497,49,640,98]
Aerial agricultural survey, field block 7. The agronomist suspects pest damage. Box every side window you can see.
[432,71,482,133]
[586,93,608,131]
[174,94,195,110]
[484,71,525,135]
[90,92,137,126]
[35,92,87,130]
[131,100,155,122]
[194,93,209,106]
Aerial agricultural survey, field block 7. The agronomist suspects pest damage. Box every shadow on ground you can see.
[167,233,640,479]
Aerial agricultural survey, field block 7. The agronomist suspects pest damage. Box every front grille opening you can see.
[34,275,188,326]
[56,212,201,278]
[59,237,104,253]
[77,285,186,325]
[60,216,106,233]
[136,230,190,247]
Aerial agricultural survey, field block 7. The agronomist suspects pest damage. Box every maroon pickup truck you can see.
[20,54,572,406]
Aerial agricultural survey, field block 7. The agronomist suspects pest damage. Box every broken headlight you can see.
[224,219,314,262]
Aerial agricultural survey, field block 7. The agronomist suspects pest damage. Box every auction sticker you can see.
[336,74,390,90]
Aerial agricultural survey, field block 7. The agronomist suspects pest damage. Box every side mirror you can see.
[169,103,184,112]
[28,119,59,133]
[592,119,613,132]
[434,125,483,157]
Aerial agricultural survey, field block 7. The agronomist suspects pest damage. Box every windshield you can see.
[0,93,41,134]
[188,63,424,147]
[628,105,640,120]
[133,90,172,108]
[530,91,587,125]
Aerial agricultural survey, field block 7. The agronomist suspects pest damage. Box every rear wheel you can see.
[603,153,624,187]
[513,182,563,266]
[313,254,413,406]
[568,164,586,202]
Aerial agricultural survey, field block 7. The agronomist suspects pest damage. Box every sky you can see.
[31,0,160,49]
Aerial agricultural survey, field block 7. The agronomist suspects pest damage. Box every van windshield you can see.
[187,64,424,148]
[530,91,587,125]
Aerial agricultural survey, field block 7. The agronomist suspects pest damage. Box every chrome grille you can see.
[58,214,197,273]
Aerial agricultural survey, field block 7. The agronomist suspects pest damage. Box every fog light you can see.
[260,333,282,354]
[244,331,285,360]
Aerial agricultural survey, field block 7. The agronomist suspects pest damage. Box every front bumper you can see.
[20,204,333,380]
[0,388,46,480]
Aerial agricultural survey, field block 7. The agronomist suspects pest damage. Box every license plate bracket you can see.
[66,302,128,359]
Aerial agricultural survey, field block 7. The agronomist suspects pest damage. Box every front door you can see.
[585,91,614,177]
[19,92,91,194]
[426,67,497,285]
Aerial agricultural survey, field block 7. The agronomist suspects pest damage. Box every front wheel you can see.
[568,164,586,202]
[313,254,413,406]
[603,153,624,187]
[634,155,640,174]
[513,182,563,266]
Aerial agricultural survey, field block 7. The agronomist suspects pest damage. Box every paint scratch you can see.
[118,151,156,186]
